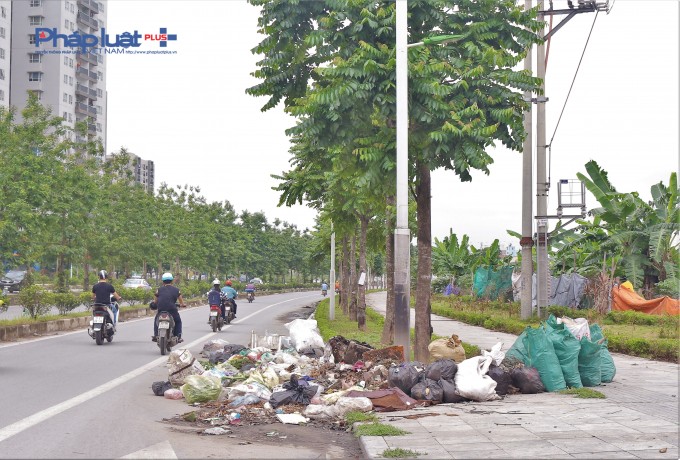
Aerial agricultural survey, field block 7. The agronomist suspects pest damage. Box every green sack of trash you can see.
[181,374,222,404]
[505,328,530,365]
[546,325,583,388]
[577,337,602,387]
[545,314,563,331]
[523,325,567,392]
[589,324,616,383]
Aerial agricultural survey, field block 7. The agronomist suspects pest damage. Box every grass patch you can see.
[345,411,378,424]
[382,448,421,458]
[353,422,409,437]
[559,388,606,399]
[316,299,385,346]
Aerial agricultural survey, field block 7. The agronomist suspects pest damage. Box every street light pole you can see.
[394,0,410,360]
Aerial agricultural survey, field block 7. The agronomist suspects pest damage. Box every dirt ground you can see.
[164,415,364,459]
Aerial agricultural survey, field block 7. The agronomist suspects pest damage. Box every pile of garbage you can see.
[151,315,616,431]
[505,314,616,390]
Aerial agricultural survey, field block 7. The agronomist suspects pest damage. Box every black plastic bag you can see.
[425,359,458,381]
[439,378,468,403]
[151,380,172,396]
[410,378,444,403]
[511,367,545,394]
[388,361,425,396]
[149,301,158,311]
[269,375,318,408]
[487,364,512,396]
[223,344,246,356]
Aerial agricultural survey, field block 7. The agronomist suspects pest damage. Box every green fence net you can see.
[473,266,514,300]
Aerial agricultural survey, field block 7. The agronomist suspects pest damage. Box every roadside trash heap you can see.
[150,315,617,430]
[504,314,617,390]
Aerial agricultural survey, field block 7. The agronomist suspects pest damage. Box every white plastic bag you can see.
[304,404,339,420]
[201,339,230,357]
[558,317,591,340]
[335,397,373,415]
[227,382,272,401]
[454,356,500,402]
[284,319,325,352]
[167,349,205,386]
[482,342,505,366]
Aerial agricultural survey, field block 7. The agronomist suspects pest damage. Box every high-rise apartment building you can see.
[105,152,155,194]
[0,1,10,109]
[9,0,107,149]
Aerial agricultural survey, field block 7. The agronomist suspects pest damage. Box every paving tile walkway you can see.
[357,292,679,459]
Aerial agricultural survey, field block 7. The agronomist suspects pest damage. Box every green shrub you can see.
[431,277,451,294]
[49,292,81,315]
[547,305,579,318]
[606,335,679,362]
[353,423,408,437]
[0,294,8,313]
[18,285,51,319]
[382,448,421,458]
[559,388,606,399]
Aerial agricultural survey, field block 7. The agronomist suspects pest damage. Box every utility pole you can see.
[520,0,534,320]
[536,0,549,317]
[394,0,411,360]
[330,222,335,320]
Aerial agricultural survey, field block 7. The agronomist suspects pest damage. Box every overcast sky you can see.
[105,0,679,248]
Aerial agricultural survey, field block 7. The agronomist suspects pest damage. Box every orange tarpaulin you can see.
[611,285,680,315]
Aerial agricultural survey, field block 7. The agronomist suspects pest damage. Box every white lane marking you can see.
[0,294,317,443]
[120,440,178,459]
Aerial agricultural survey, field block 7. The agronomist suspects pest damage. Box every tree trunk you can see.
[349,233,357,321]
[341,237,350,315]
[357,215,368,331]
[83,254,90,292]
[382,196,396,344]
[415,160,433,363]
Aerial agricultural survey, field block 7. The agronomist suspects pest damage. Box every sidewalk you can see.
[360,292,679,459]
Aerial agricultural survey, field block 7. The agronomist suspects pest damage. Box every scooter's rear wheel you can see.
[95,330,104,345]
[160,336,167,355]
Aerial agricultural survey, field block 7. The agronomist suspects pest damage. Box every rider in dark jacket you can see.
[152,272,185,343]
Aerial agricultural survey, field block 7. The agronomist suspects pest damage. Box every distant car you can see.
[249,278,264,285]
[0,270,28,293]
[122,278,152,290]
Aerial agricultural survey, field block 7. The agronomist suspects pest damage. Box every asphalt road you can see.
[0,291,321,459]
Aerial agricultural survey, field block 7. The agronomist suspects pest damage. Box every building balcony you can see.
[77,0,99,14]
[87,105,97,116]
[87,123,97,134]
[88,70,98,82]
[75,83,97,100]
[77,52,98,66]
[76,67,89,79]
[77,12,98,30]
[76,102,90,115]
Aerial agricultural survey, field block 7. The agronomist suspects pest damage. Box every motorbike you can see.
[322,289,328,297]
[88,302,116,345]
[223,298,235,324]
[246,291,254,303]
[208,303,224,332]
[155,305,180,355]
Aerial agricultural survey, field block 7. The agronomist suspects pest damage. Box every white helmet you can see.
[212,278,220,285]
[99,270,107,279]
[161,272,174,282]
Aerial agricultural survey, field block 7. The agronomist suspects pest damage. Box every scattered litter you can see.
[276,413,309,425]
[203,427,231,435]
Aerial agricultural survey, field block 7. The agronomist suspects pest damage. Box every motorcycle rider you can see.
[91,270,123,325]
[321,281,329,295]
[244,281,256,299]
[207,278,228,321]
[152,272,186,343]
[221,280,238,318]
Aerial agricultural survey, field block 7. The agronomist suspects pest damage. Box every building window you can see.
[29,16,44,26]
[97,88,103,97]
[68,113,73,122]
[69,76,73,86]
[29,53,42,64]
[0,69,5,80]
[68,95,73,104]
[0,49,5,60]
[29,72,43,82]
[69,58,74,68]
[29,90,43,100]
[29,34,37,45]
[64,56,69,65]
[98,2,104,12]
[96,123,102,132]
[63,111,68,120]
[63,93,68,102]
[0,89,4,101]
[0,27,5,39]
[30,0,42,6]
[70,4,74,13]
[97,106,102,114]
[1,7,6,19]
[64,74,68,84]
[65,1,69,10]
[64,19,69,29]
[97,71,103,81]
